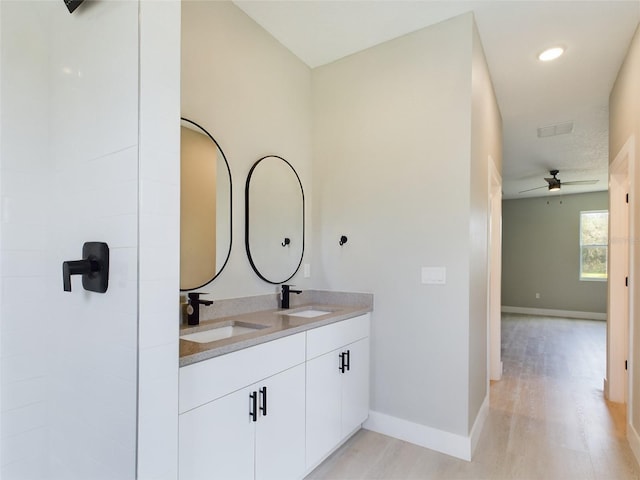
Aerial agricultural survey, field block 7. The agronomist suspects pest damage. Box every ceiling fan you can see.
[519,169,599,194]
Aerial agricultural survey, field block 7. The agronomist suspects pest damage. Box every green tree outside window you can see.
[580,210,608,280]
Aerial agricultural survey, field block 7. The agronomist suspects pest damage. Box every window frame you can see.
[579,209,609,282]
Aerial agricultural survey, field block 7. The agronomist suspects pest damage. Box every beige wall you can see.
[180,126,218,289]
[609,23,640,440]
[610,25,640,159]
[312,13,500,437]
[502,191,608,314]
[181,0,313,298]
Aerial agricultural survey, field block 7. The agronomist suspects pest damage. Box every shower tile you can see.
[139,282,179,348]
[140,246,179,282]
[140,212,179,248]
[140,179,179,216]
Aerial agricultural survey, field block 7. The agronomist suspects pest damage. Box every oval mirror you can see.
[180,118,232,290]
[245,155,304,284]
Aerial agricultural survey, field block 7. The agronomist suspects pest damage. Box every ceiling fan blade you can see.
[544,177,555,184]
[518,185,548,194]
[562,180,599,186]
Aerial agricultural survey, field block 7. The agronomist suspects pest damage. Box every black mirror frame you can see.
[180,117,233,291]
[245,155,305,285]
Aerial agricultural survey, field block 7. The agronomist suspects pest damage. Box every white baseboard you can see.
[501,306,606,321]
[490,361,503,381]
[469,395,489,458]
[628,421,640,465]
[363,399,489,462]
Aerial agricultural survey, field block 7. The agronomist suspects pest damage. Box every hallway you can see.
[307,314,640,479]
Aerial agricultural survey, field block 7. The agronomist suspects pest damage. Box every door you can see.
[306,349,342,470]
[341,337,370,436]
[488,157,502,381]
[255,364,306,480]
[608,143,632,404]
[179,387,255,480]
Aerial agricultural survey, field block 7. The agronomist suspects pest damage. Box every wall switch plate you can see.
[303,263,311,278]
[422,267,446,285]
[535,292,540,299]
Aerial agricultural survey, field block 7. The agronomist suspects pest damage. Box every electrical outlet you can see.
[535,293,540,299]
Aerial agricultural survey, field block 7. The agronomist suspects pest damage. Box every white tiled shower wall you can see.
[137,1,180,479]
[1,2,49,476]
[1,1,180,478]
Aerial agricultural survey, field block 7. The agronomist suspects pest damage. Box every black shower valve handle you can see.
[63,259,99,292]
[62,242,109,294]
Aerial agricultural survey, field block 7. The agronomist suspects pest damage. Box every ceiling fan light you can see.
[548,183,561,191]
[538,46,564,62]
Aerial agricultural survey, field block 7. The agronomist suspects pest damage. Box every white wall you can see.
[609,21,640,456]
[312,12,501,443]
[468,20,503,429]
[181,0,313,299]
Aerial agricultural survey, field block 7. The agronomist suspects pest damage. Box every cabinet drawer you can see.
[180,332,306,413]
[306,314,370,360]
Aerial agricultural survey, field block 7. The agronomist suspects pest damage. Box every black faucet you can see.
[187,292,213,326]
[281,284,302,309]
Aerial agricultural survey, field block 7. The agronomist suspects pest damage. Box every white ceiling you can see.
[234,0,640,199]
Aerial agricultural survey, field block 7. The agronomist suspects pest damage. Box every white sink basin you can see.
[181,323,265,343]
[285,309,332,318]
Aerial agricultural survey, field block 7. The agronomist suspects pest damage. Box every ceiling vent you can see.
[537,121,574,138]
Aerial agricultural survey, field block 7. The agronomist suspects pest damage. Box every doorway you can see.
[488,156,502,382]
[607,136,635,409]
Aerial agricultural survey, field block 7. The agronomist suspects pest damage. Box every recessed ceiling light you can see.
[538,47,565,62]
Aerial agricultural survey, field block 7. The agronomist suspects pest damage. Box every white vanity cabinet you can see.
[178,313,371,479]
[305,314,370,471]
[179,383,254,480]
[253,364,305,480]
[179,333,306,480]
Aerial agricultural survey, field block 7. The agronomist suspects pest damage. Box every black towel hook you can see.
[339,235,348,246]
[282,237,291,247]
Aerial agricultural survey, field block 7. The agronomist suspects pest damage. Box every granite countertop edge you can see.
[179,304,372,368]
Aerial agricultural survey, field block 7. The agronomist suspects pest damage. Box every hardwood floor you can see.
[306,314,640,479]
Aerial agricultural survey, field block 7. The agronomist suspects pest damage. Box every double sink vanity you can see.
[179,118,372,479]
[179,303,369,365]
[178,294,372,480]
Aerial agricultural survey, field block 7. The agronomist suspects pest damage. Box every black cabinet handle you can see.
[249,391,257,422]
[345,349,351,371]
[339,352,345,373]
[259,386,267,416]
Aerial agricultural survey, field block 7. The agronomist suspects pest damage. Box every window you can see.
[580,210,608,281]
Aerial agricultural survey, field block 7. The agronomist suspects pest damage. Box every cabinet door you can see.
[341,337,370,436]
[305,348,342,471]
[255,364,306,480]
[179,386,255,480]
